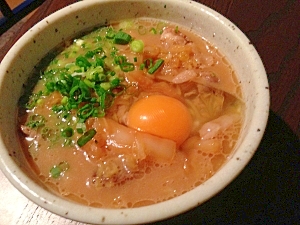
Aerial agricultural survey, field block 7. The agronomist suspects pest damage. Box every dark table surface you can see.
[0,0,299,224]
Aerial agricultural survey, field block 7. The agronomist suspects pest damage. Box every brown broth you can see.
[18,19,243,208]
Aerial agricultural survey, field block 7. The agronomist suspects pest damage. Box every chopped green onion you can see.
[139,63,145,70]
[61,96,68,105]
[149,27,157,34]
[113,31,132,44]
[110,78,120,88]
[45,82,55,93]
[85,47,103,58]
[50,166,61,178]
[99,92,107,109]
[77,128,97,147]
[100,82,111,90]
[26,91,43,109]
[30,25,132,137]
[77,104,94,121]
[76,122,86,134]
[50,161,70,178]
[86,66,105,82]
[114,55,126,65]
[36,99,43,105]
[83,78,95,88]
[26,114,45,129]
[75,56,91,70]
[114,55,134,72]
[105,28,116,39]
[120,62,135,72]
[130,40,144,53]
[148,59,164,74]
[52,104,64,113]
[63,138,73,146]
[61,127,74,137]
[95,56,106,68]
[61,111,71,119]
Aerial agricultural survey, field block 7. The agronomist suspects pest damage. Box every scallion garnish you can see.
[77,104,95,121]
[85,47,103,58]
[26,91,43,109]
[148,59,164,74]
[113,31,132,45]
[105,27,116,39]
[61,127,74,137]
[50,166,61,178]
[139,63,145,70]
[114,55,134,72]
[26,114,45,129]
[149,27,157,34]
[130,40,144,53]
[50,161,69,178]
[76,122,86,134]
[110,78,120,88]
[77,128,96,147]
[114,55,126,65]
[83,79,95,88]
[27,25,151,147]
[75,56,91,70]
[120,62,135,72]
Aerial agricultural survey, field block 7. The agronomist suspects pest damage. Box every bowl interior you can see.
[0,0,269,224]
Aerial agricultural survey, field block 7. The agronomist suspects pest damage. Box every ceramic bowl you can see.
[0,0,269,224]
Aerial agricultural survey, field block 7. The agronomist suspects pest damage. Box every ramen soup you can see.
[18,19,244,208]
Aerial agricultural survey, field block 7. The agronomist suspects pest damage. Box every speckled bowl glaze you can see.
[0,0,269,224]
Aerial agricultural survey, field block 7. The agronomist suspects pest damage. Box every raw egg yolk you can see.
[127,95,192,145]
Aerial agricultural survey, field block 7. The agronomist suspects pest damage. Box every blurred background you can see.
[0,0,43,47]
